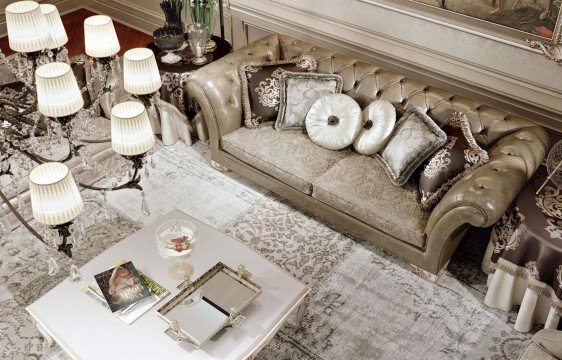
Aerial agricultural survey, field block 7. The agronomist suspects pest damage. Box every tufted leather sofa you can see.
[186,34,549,277]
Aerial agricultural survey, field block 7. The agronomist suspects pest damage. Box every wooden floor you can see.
[0,8,153,57]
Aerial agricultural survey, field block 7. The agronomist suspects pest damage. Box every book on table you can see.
[82,260,169,325]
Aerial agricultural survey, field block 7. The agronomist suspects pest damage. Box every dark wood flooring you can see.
[0,8,153,57]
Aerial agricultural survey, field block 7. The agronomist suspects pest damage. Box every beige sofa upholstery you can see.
[519,329,562,359]
[186,34,549,276]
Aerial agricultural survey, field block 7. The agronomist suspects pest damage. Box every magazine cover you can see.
[82,261,170,324]
[94,261,152,313]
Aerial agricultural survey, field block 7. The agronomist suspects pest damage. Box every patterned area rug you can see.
[0,140,535,359]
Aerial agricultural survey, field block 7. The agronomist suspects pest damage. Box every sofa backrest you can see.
[278,34,541,150]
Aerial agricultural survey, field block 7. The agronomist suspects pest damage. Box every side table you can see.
[147,36,232,145]
[483,166,562,332]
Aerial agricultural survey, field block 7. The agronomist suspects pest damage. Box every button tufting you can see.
[449,96,456,101]
[423,86,430,92]
[376,90,382,96]
[478,184,486,189]
[400,79,406,84]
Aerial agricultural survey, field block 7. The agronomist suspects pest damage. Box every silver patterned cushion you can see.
[375,106,447,186]
[312,154,428,248]
[221,126,352,194]
[275,72,343,131]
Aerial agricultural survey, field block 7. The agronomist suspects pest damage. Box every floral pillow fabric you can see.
[275,72,343,131]
[239,55,317,129]
[418,112,489,210]
[375,106,447,186]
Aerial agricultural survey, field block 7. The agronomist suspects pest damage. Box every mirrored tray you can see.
[157,262,262,347]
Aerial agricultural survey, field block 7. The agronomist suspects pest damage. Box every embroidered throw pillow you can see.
[305,94,363,150]
[275,72,343,131]
[419,112,489,210]
[239,55,317,129]
[375,106,447,186]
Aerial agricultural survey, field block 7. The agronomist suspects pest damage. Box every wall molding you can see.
[85,0,233,40]
[230,0,562,132]
[85,0,163,35]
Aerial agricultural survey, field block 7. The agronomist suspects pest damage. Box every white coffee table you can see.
[27,209,310,360]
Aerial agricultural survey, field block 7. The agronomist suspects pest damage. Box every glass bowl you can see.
[153,26,185,52]
[155,219,198,259]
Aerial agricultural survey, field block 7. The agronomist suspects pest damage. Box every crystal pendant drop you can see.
[144,166,150,179]
[0,218,10,236]
[101,191,110,220]
[150,156,156,169]
[141,191,150,216]
[69,264,82,282]
[47,257,59,276]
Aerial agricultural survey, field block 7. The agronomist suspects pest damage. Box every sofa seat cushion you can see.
[221,126,351,194]
[312,154,429,248]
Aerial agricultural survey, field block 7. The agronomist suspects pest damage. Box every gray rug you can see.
[0,140,535,359]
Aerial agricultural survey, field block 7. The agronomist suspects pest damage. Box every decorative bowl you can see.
[153,26,185,52]
[155,219,198,259]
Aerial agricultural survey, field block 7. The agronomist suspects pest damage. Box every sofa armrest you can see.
[529,329,562,359]
[426,125,549,236]
[186,35,280,153]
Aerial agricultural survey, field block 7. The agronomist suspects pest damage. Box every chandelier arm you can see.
[0,187,46,244]
[5,136,74,164]
[79,166,142,192]
[79,138,111,144]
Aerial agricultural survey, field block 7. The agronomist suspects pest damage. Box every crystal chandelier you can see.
[0,2,162,267]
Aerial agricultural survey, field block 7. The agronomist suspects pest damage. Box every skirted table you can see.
[147,35,232,145]
[483,166,562,332]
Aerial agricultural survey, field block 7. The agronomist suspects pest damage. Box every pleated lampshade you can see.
[84,15,120,58]
[123,48,162,95]
[111,101,155,156]
[29,162,84,226]
[40,4,68,49]
[5,1,52,53]
[35,62,84,117]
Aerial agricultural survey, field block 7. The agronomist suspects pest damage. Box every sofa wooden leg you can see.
[211,161,229,172]
[410,261,449,283]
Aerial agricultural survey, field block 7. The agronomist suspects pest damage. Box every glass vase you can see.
[188,0,218,53]
[160,0,185,29]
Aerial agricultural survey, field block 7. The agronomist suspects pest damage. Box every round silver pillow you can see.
[353,100,396,155]
[305,94,363,150]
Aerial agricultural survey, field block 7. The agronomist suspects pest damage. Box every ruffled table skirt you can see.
[483,243,561,332]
